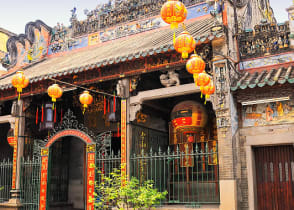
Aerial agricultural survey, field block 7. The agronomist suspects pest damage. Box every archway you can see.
[38,110,96,210]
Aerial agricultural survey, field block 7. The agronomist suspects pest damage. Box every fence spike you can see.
[205,143,209,153]
[176,145,180,155]
[167,146,170,155]
[158,146,162,155]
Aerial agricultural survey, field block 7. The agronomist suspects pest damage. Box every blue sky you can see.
[0,0,291,34]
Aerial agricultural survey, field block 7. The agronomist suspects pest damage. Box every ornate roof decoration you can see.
[5,20,51,70]
[231,64,294,91]
[238,21,290,60]
[0,17,221,90]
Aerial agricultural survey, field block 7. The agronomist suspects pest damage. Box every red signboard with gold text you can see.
[86,146,96,210]
[39,148,49,210]
[121,99,127,179]
[11,118,19,189]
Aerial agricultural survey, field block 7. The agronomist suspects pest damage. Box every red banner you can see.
[86,152,95,210]
[121,99,127,180]
[11,118,19,189]
[39,150,49,210]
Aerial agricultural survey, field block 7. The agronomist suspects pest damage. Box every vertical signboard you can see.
[121,99,127,180]
[86,144,96,210]
[11,118,19,189]
[39,148,49,210]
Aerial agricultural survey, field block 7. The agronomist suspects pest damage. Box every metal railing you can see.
[20,158,41,210]
[95,142,219,206]
[130,143,219,205]
[0,159,12,203]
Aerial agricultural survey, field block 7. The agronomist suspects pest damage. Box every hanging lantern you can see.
[160,0,187,29]
[186,54,206,74]
[47,84,63,109]
[79,90,93,114]
[200,82,215,96]
[200,81,215,104]
[174,31,196,59]
[196,73,211,87]
[11,71,29,100]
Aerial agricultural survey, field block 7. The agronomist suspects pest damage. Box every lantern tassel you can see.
[104,96,106,115]
[52,102,55,110]
[108,98,110,113]
[18,92,20,101]
[41,105,44,122]
[113,93,116,113]
[60,108,63,123]
[54,107,57,123]
[36,107,39,125]
[201,92,203,98]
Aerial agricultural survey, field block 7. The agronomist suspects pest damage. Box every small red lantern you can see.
[186,54,206,74]
[79,90,93,114]
[47,84,63,108]
[200,82,215,96]
[187,135,194,143]
[161,0,187,29]
[196,73,211,87]
[174,31,196,59]
[11,71,29,100]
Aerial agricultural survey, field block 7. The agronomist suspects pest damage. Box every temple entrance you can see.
[48,136,85,210]
[38,110,96,210]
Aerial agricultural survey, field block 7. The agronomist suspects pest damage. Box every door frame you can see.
[241,124,294,210]
[38,110,97,210]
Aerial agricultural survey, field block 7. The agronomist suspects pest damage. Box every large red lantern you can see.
[174,31,196,59]
[11,71,29,100]
[196,73,211,87]
[79,91,93,114]
[186,54,206,74]
[47,84,63,108]
[161,0,187,29]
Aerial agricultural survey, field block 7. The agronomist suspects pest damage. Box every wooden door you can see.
[254,145,294,210]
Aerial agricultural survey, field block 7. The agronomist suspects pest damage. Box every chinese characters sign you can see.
[86,146,96,210]
[121,99,127,179]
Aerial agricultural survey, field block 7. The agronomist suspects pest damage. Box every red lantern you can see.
[11,71,29,100]
[196,73,211,87]
[161,0,187,29]
[174,31,196,59]
[186,54,206,74]
[47,84,63,109]
[187,135,194,143]
[79,91,93,113]
[200,82,215,96]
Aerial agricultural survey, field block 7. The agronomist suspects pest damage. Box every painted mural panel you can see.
[242,100,294,127]
[239,52,294,70]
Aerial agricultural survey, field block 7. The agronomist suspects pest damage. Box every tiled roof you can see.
[231,65,294,91]
[0,17,219,90]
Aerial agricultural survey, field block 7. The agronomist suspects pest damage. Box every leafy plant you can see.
[94,168,167,210]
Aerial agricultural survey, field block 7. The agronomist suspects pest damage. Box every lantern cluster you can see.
[11,71,29,100]
[186,54,215,103]
[161,0,196,59]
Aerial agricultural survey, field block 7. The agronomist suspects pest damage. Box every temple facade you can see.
[0,0,293,210]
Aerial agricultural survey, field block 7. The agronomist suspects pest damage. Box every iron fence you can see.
[0,159,12,203]
[20,158,41,210]
[130,143,220,205]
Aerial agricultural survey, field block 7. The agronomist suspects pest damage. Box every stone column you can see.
[0,100,24,209]
[286,3,294,48]
[212,60,238,210]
